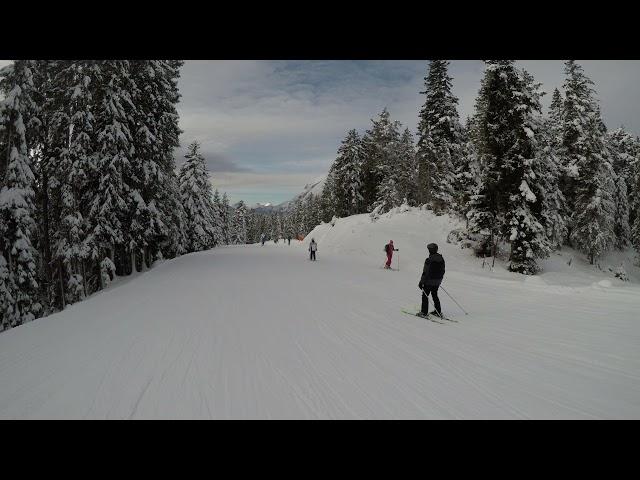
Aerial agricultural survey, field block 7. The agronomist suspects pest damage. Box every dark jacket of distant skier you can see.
[418,243,445,316]
[309,239,317,261]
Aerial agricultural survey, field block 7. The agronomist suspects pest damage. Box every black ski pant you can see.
[421,284,441,315]
[310,250,316,261]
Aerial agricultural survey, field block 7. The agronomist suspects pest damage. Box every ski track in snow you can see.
[1,221,640,418]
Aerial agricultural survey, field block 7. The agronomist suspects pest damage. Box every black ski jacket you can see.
[420,253,445,287]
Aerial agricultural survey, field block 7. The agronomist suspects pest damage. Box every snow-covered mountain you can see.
[247,202,277,213]
[1,207,638,418]
[277,174,327,211]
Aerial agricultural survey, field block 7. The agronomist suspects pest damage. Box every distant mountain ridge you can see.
[242,174,328,213]
[277,174,327,211]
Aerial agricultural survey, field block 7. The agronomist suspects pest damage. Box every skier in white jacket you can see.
[308,239,317,261]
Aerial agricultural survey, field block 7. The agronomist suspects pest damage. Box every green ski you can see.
[401,309,445,324]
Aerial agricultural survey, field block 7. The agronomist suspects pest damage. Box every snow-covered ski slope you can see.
[1,208,639,419]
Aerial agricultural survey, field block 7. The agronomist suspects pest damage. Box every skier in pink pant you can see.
[384,240,398,269]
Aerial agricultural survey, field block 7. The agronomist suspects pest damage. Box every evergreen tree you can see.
[318,172,336,223]
[232,200,248,244]
[536,117,568,249]
[562,61,616,263]
[373,115,403,213]
[416,60,462,211]
[467,61,518,255]
[632,154,640,261]
[331,129,363,217]
[468,62,551,273]
[0,255,11,331]
[220,192,231,244]
[0,60,42,327]
[608,127,639,226]
[453,118,480,220]
[87,60,135,287]
[47,61,96,305]
[178,141,217,252]
[503,70,550,274]
[360,108,395,211]
[548,88,564,131]
[154,60,186,260]
[396,128,418,206]
[612,173,630,249]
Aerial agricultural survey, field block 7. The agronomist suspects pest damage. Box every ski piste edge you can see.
[401,309,445,324]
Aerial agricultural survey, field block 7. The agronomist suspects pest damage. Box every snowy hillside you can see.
[304,206,640,286]
[1,208,639,419]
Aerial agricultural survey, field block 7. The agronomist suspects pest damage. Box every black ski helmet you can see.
[427,243,438,254]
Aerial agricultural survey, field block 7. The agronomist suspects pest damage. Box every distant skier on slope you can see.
[417,243,445,318]
[261,233,266,246]
[384,240,398,269]
[309,238,317,261]
[287,235,291,245]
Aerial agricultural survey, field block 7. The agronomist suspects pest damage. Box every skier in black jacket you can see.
[418,243,445,318]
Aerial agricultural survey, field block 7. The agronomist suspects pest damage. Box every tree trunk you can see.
[81,260,88,299]
[131,249,137,274]
[58,259,66,310]
[41,167,53,310]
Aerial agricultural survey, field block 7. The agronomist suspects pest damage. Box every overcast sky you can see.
[177,60,640,205]
[2,60,639,205]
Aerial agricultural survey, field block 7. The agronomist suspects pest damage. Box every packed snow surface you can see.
[1,208,639,419]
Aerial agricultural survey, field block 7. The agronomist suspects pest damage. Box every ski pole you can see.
[439,285,469,315]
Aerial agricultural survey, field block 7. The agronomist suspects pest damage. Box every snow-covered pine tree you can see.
[453,118,480,221]
[562,61,616,263]
[275,213,283,240]
[416,60,462,212]
[373,116,403,213]
[536,117,568,250]
[502,70,550,274]
[0,255,11,331]
[560,60,597,243]
[294,198,307,236]
[232,200,248,244]
[330,129,364,217]
[548,88,564,133]
[0,60,42,327]
[26,61,57,312]
[153,60,186,260]
[178,141,217,252]
[86,60,136,288]
[607,127,638,229]
[467,61,513,256]
[612,173,630,249]
[468,62,551,273]
[46,61,97,306]
[126,60,163,272]
[632,152,640,262]
[360,108,396,212]
[220,192,231,244]
[570,133,616,264]
[396,128,418,206]
[212,188,225,246]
